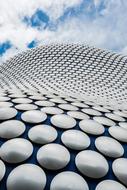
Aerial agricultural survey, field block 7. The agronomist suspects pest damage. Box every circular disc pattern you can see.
[0,44,127,190]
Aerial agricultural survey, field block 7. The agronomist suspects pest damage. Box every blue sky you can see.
[0,0,127,62]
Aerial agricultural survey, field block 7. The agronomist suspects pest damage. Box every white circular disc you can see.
[75,150,109,178]
[71,102,89,108]
[28,125,57,144]
[0,108,17,120]
[0,97,10,101]
[51,114,76,129]
[15,103,38,111]
[105,113,125,122]
[67,111,89,120]
[0,138,33,163]
[12,98,33,104]
[61,129,90,150]
[37,143,70,170]
[50,171,89,190]
[95,180,126,190]
[0,102,13,108]
[112,158,127,186]
[0,120,25,139]
[119,122,127,130]
[82,108,102,116]
[41,107,63,115]
[49,98,67,104]
[35,100,55,107]
[58,104,78,111]
[21,110,47,123]
[29,95,47,100]
[79,119,105,135]
[95,136,124,158]
[7,164,46,190]
[109,126,127,143]
[0,160,6,181]
[93,116,115,127]
[92,106,110,113]
[114,110,127,118]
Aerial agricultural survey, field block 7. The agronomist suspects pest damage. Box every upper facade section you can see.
[0,44,127,108]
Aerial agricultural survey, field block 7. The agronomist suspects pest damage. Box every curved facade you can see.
[0,44,127,189]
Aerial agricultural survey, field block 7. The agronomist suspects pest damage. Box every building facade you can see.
[0,44,127,189]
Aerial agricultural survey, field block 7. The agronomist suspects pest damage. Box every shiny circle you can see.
[61,129,90,150]
[37,143,70,170]
[15,103,38,111]
[28,125,57,144]
[0,120,25,139]
[0,108,17,120]
[7,164,46,190]
[105,113,125,122]
[0,160,6,181]
[50,171,89,190]
[82,108,102,116]
[0,102,13,107]
[29,95,47,100]
[0,97,10,101]
[95,136,124,158]
[92,106,110,113]
[51,114,76,129]
[9,94,26,98]
[41,107,63,115]
[58,104,78,111]
[0,138,33,163]
[112,158,127,186]
[35,100,55,107]
[67,111,89,120]
[21,110,47,123]
[12,98,32,104]
[75,150,109,178]
[79,119,105,135]
[96,180,126,190]
[71,102,89,108]
[109,126,127,143]
[119,122,127,130]
[50,98,67,104]
[114,110,127,118]
[93,116,115,127]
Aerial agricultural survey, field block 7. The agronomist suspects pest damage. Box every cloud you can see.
[0,0,127,62]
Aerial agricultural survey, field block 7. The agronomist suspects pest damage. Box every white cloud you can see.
[0,0,127,62]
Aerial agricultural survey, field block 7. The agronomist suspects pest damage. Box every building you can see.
[0,44,127,189]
